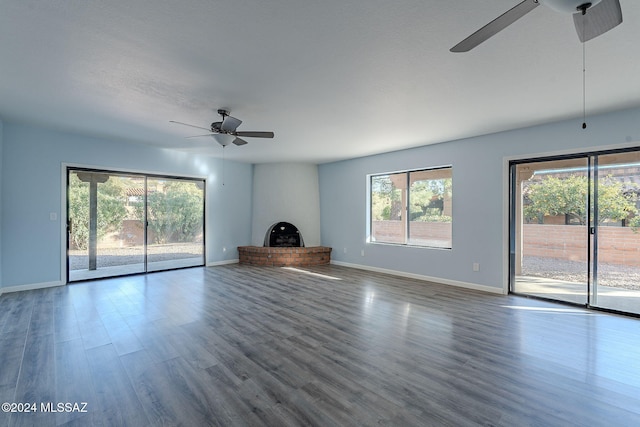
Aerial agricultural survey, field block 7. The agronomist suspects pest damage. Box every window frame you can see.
[368,166,452,249]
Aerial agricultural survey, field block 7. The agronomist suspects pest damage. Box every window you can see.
[369,167,452,249]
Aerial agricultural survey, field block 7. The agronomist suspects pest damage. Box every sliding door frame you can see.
[508,145,640,317]
[61,163,206,284]
[509,152,591,305]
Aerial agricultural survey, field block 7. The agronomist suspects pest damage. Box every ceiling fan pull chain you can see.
[582,11,587,130]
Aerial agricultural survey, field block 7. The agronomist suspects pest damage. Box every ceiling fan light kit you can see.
[170,109,275,147]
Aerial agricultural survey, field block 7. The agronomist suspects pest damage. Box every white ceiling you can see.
[0,1,639,164]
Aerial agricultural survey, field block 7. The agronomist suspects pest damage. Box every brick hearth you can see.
[238,246,332,267]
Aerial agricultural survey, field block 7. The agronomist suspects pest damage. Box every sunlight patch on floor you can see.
[281,266,343,280]
[501,305,592,315]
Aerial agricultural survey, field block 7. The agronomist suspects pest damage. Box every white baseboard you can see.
[330,260,505,295]
[0,261,504,297]
[0,280,65,296]
[0,262,240,296]
[206,259,239,267]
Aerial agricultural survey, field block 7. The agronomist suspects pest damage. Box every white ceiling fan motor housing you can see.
[541,0,602,13]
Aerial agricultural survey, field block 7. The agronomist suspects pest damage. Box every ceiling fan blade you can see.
[185,134,215,138]
[234,131,275,138]
[169,120,211,132]
[232,137,248,146]
[221,115,242,132]
[573,0,622,42]
[450,0,540,52]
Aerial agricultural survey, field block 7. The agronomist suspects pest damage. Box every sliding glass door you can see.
[590,151,640,314]
[511,158,590,305]
[510,149,640,316]
[67,169,205,282]
[145,177,205,273]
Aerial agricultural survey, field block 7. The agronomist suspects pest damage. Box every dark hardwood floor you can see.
[1,264,640,426]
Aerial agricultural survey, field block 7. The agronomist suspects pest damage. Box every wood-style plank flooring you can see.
[1,264,640,426]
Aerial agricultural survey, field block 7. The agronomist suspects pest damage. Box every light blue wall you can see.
[0,122,253,289]
[3,107,639,292]
[319,107,640,292]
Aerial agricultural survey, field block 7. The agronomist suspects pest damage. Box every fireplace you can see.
[264,221,304,247]
[238,221,331,266]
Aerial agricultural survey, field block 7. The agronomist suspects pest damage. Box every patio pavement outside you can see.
[515,256,640,315]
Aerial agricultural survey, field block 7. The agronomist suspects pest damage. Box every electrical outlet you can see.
[49,212,57,221]
[473,263,480,272]
[343,247,347,254]
[361,249,365,257]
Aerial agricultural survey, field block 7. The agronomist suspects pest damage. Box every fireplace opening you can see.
[264,222,304,247]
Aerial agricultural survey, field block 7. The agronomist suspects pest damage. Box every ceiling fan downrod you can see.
[577,3,592,15]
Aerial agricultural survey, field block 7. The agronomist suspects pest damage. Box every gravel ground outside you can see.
[69,243,203,270]
[522,256,640,291]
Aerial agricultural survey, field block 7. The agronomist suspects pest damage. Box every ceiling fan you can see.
[450,0,623,52]
[170,109,274,146]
